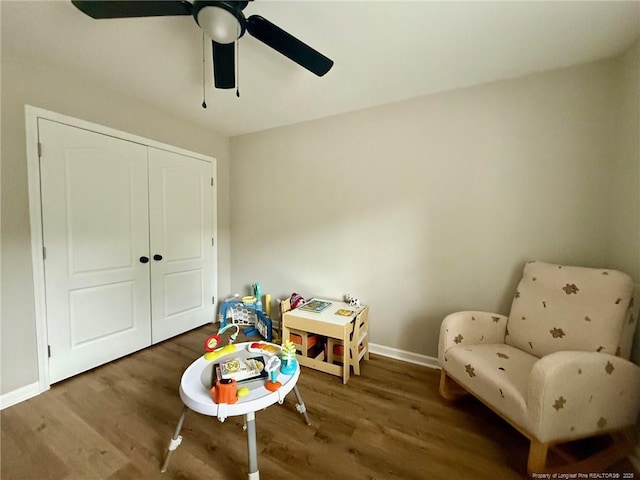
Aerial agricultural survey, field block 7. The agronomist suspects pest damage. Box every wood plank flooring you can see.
[2,326,637,480]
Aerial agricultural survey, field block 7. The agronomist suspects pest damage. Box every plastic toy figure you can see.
[280,340,298,375]
[264,355,282,391]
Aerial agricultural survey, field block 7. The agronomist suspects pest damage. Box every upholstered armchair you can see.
[438,261,640,474]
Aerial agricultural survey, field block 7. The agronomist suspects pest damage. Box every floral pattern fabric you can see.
[438,261,640,444]
[506,261,635,358]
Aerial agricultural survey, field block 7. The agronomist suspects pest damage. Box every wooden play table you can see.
[282,299,368,384]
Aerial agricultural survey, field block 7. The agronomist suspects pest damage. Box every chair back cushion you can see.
[506,261,635,358]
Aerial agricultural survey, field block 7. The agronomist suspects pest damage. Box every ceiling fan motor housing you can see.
[192,1,248,44]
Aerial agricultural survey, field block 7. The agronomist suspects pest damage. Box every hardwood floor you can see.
[2,326,637,480]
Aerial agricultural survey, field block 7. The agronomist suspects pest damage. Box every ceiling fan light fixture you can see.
[72,0,334,90]
[197,5,239,44]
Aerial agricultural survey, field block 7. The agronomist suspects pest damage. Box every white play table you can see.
[160,341,311,480]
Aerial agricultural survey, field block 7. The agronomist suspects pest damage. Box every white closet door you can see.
[39,119,152,383]
[148,147,215,343]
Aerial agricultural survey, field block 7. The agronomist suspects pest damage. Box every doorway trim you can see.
[25,105,217,394]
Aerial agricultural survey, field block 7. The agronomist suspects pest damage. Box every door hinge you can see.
[48,345,51,358]
[211,237,215,246]
[212,296,215,304]
[38,142,42,158]
[43,246,47,260]
[211,177,214,186]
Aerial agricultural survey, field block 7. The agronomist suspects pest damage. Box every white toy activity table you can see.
[160,341,311,480]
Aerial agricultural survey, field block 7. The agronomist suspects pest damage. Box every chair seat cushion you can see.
[443,343,538,426]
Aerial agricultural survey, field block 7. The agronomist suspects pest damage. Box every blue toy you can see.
[253,282,263,312]
[219,286,273,341]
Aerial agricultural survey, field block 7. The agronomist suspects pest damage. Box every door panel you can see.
[148,147,215,343]
[163,269,204,317]
[65,152,136,273]
[69,281,136,345]
[39,119,151,383]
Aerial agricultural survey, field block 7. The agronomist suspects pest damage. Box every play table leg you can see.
[293,385,311,425]
[245,411,260,480]
[160,406,188,473]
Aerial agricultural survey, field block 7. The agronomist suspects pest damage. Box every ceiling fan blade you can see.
[212,41,235,89]
[71,1,192,19]
[246,15,333,77]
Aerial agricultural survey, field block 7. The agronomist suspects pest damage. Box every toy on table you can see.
[211,378,238,404]
[247,341,281,356]
[264,355,282,392]
[290,292,305,310]
[203,324,239,362]
[280,340,298,375]
[344,293,361,308]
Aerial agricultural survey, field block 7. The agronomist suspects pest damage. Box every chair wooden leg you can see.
[528,430,634,475]
[527,439,549,474]
[544,430,635,474]
[438,370,468,401]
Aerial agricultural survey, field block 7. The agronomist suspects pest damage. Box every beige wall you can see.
[2,34,637,400]
[230,55,636,358]
[609,39,640,282]
[609,40,640,364]
[1,52,231,395]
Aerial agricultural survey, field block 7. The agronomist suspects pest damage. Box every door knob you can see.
[153,254,163,261]
[139,256,149,264]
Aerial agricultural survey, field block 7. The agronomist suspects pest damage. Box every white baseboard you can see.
[0,381,41,410]
[369,343,440,369]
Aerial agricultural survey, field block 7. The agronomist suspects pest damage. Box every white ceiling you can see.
[2,1,639,137]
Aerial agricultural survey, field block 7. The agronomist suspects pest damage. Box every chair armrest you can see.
[438,311,508,363]
[527,351,640,443]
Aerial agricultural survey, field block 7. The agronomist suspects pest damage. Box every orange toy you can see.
[211,379,238,404]
[265,380,282,392]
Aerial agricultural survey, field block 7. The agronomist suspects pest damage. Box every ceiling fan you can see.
[71,1,334,90]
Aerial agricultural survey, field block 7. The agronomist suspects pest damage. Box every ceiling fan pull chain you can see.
[235,14,240,98]
[201,31,207,109]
